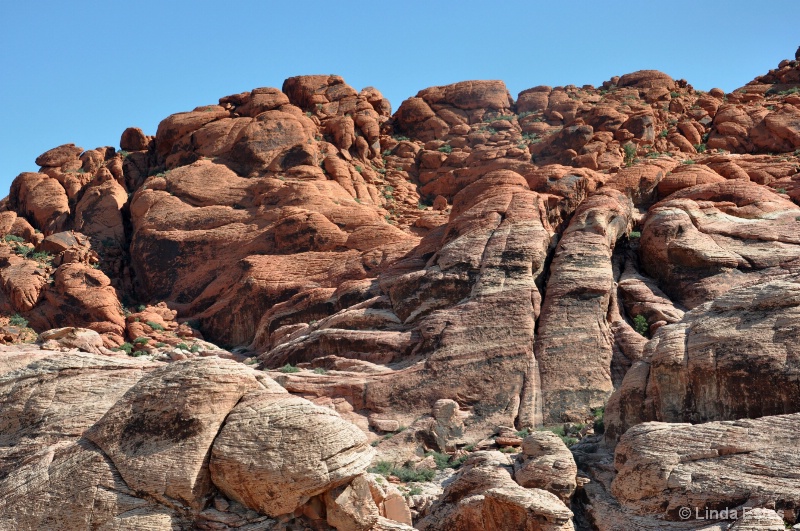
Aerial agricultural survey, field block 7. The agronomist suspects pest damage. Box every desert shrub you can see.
[593,406,605,434]
[279,364,300,373]
[623,143,637,166]
[146,321,165,331]
[633,315,649,337]
[117,342,134,355]
[9,314,28,327]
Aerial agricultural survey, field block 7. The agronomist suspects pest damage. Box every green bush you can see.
[669,91,679,98]
[369,461,393,476]
[3,235,25,243]
[9,314,28,327]
[176,342,189,351]
[516,428,530,438]
[313,367,328,374]
[146,321,165,331]
[189,344,201,353]
[279,364,300,373]
[694,143,707,153]
[437,144,452,153]
[633,315,649,337]
[131,350,146,357]
[405,485,423,497]
[682,159,696,165]
[13,244,32,258]
[117,342,134,355]
[136,304,146,312]
[623,143,637,167]
[593,406,605,434]
[369,461,436,482]
[133,337,149,345]
[628,231,641,239]
[392,466,435,483]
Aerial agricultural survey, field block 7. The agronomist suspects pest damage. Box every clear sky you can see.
[1,0,798,196]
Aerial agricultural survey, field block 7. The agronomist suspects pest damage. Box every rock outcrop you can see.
[2,51,800,530]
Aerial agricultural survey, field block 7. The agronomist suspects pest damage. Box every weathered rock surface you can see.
[606,275,800,441]
[514,431,578,503]
[640,181,800,309]
[85,357,266,510]
[210,387,374,516]
[612,414,800,522]
[417,451,575,531]
[536,189,632,423]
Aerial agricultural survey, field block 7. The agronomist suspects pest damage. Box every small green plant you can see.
[464,444,475,452]
[623,143,637,167]
[117,343,134,355]
[777,188,788,194]
[515,428,530,438]
[393,467,435,483]
[9,314,28,327]
[369,461,393,476]
[313,367,328,374]
[189,344,201,353]
[593,406,605,434]
[393,134,410,141]
[176,342,189,351]
[694,143,707,153]
[369,461,435,482]
[12,244,32,258]
[279,364,300,373]
[629,230,641,239]
[437,144,452,153]
[633,315,649,337]
[355,165,363,173]
[382,149,393,157]
[682,159,696,165]
[646,152,661,159]
[133,337,149,346]
[669,91,679,98]
[3,234,25,243]
[155,342,167,347]
[146,321,165,331]
[500,446,518,453]
[136,304,146,312]
[131,350,146,357]
[405,485,423,497]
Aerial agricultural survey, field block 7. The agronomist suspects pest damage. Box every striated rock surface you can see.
[417,451,575,531]
[606,275,800,441]
[536,189,632,423]
[611,414,800,522]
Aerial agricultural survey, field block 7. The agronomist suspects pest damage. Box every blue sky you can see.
[1,1,798,196]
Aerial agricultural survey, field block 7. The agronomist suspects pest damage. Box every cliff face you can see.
[0,55,799,530]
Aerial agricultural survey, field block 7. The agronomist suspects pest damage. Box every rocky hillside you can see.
[0,53,799,530]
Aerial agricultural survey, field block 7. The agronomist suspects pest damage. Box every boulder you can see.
[209,388,374,516]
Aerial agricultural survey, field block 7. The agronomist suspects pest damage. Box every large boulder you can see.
[85,358,265,510]
[209,388,374,516]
